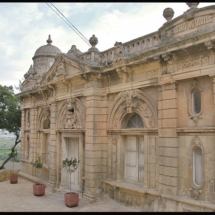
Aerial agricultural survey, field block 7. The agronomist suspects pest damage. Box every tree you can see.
[0,85,21,170]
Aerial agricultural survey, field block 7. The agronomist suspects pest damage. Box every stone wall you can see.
[0,170,19,182]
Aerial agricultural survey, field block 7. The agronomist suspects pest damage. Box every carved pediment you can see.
[24,65,36,80]
[22,79,37,91]
[44,60,68,83]
[55,60,67,77]
[41,54,93,87]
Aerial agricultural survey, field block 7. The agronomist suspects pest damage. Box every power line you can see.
[49,2,90,45]
[46,2,91,47]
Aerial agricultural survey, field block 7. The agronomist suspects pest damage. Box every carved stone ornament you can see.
[64,111,78,129]
[62,79,72,93]
[191,135,202,149]
[188,79,202,125]
[100,53,112,66]
[121,90,139,113]
[108,89,156,129]
[186,2,199,9]
[154,53,173,74]
[163,8,174,21]
[42,105,50,120]
[88,35,99,52]
[60,99,81,129]
[24,65,35,79]
[38,87,52,101]
[80,73,102,88]
[183,10,195,20]
[190,188,202,200]
[113,42,127,62]
[67,98,76,111]
[183,3,199,21]
[116,66,133,83]
[67,45,82,57]
[36,79,42,88]
[205,40,215,50]
[56,61,67,76]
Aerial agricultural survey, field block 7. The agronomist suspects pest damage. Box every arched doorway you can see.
[57,98,85,193]
[106,89,158,188]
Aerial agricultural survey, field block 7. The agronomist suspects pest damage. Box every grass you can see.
[0,135,21,161]
[0,149,11,156]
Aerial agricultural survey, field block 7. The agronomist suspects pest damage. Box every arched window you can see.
[43,119,50,129]
[192,90,201,114]
[42,133,50,165]
[25,135,30,159]
[127,114,144,128]
[193,147,202,186]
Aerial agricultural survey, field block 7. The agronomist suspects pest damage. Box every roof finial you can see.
[186,2,199,10]
[88,34,99,51]
[163,8,174,22]
[47,35,52,45]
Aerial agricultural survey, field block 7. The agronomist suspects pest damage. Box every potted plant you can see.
[62,157,80,207]
[9,149,19,184]
[31,156,46,196]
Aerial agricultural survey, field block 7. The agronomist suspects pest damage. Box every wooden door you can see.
[66,138,79,191]
[125,136,138,182]
[125,136,144,183]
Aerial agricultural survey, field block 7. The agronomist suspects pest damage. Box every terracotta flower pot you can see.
[64,192,79,207]
[33,184,46,196]
[10,174,18,184]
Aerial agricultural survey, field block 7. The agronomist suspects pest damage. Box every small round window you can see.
[127,114,144,128]
[192,90,201,114]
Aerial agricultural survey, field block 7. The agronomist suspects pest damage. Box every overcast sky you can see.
[0,2,214,93]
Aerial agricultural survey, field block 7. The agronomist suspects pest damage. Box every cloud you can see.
[0,2,215,92]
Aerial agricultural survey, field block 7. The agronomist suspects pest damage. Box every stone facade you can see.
[17,3,215,211]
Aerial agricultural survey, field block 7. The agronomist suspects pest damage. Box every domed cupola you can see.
[32,35,62,76]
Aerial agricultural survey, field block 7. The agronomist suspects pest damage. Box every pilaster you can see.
[30,106,38,161]
[84,94,108,201]
[158,76,179,196]
[48,102,58,189]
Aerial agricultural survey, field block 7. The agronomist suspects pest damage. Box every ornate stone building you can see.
[17,3,215,211]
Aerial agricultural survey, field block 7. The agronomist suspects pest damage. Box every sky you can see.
[0,2,215,94]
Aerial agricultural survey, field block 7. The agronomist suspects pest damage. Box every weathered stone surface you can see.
[18,3,215,212]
